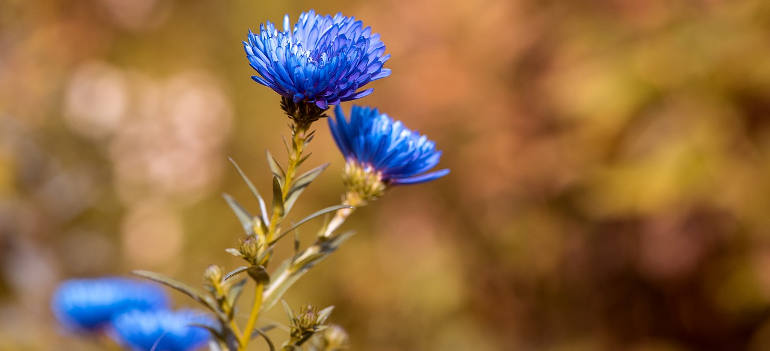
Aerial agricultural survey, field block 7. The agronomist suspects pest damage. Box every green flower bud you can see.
[238,236,263,265]
[311,324,349,351]
[204,264,224,284]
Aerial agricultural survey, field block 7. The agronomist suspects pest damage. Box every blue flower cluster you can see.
[52,277,212,351]
[112,309,213,351]
[329,106,449,185]
[246,10,448,188]
[244,10,391,109]
[51,278,168,331]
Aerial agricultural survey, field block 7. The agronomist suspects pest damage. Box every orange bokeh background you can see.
[2,0,770,350]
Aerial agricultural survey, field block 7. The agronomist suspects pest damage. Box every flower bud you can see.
[238,237,263,265]
[203,265,224,284]
[287,304,334,344]
[311,324,349,351]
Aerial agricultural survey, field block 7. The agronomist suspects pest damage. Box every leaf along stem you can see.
[240,123,308,351]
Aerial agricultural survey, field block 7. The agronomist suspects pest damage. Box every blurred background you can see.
[2,0,770,350]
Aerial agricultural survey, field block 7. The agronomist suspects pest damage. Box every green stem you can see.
[322,191,364,238]
[239,282,264,349]
[239,123,308,351]
[266,124,307,243]
[321,206,355,238]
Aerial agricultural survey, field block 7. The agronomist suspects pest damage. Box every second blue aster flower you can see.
[329,105,449,202]
[244,10,391,110]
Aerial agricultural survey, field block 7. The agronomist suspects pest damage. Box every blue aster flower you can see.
[111,309,214,351]
[328,105,449,195]
[244,10,391,110]
[51,277,170,332]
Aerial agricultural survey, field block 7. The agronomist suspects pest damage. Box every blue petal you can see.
[328,106,449,186]
[391,169,450,185]
[244,11,390,105]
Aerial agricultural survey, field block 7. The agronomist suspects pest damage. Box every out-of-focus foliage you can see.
[1,0,770,350]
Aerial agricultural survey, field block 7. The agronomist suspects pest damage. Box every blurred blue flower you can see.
[244,10,391,109]
[329,105,449,185]
[112,309,214,351]
[51,277,169,332]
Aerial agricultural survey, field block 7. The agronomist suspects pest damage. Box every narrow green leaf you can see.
[284,163,329,212]
[252,327,276,351]
[223,266,248,281]
[228,158,261,203]
[283,190,303,215]
[133,270,205,302]
[261,261,298,312]
[300,231,356,269]
[259,325,277,333]
[132,270,227,322]
[269,205,352,246]
[320,231,356,254]
[281,136,291,156]
[317,306,334,325]
[271,175,284,217]
[225,278,247,314]
[228,157,269,226]
[191,323,223,340]
[296,152,312,168]
[305,130,316,144]
[222,194,255,236]
[266,150,285,179]
[225,248,242,258]
[262,232,355,312]
[281,300,295,321]
[257,195,269,229]
[294,163,328,189]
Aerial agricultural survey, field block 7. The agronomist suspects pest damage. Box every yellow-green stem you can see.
[239,124,307,351]
[239,283,264,349]
[214,284,244,342]
[266,125,306,244]
[322,206,355,238]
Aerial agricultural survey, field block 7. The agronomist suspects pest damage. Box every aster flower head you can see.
[244,10,391,124]
[328,105,449,202]
[51,277,170,332]
[111,309,214,351]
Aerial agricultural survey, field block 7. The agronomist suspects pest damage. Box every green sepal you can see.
[247,265,270,284]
